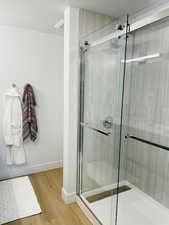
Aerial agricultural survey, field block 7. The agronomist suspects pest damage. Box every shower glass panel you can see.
[78,13,169,225]
[117,18,169,225]
[78,32,127,224]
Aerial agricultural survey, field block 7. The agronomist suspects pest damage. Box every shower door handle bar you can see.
[80,122,111,136]
[126,135,169,151]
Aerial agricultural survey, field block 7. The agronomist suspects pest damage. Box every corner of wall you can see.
[63,6,80,204]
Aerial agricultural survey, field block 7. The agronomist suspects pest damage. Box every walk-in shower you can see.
[77,8,169,225]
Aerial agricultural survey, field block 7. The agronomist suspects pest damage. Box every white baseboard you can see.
[62,187,76,204]
[76,196,101,225]
[0,160,63,180]
[24,160,63,175]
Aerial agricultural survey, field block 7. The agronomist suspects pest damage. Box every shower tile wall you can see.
[125,18,169,208]
[79,8,115,45]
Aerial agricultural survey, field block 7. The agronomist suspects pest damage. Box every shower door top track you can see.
[88,7,169,48]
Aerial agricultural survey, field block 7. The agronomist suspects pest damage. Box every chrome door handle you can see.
[80,122,111,136]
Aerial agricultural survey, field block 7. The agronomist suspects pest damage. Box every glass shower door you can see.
[78,34,127,225]
[116,17,169,225]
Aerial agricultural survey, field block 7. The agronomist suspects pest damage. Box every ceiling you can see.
[0,0,168,33]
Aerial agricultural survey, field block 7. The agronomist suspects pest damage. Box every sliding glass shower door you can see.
[78,12,169,225]
[78,28,128,224]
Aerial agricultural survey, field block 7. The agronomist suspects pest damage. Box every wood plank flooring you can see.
[6,168,92,225]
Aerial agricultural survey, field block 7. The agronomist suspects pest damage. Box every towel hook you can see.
[12,83,16,88]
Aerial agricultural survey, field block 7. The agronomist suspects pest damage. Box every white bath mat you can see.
[0,176,41,224]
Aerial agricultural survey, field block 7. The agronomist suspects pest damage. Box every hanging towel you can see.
[22,84,38,142]
[3,87,26,165]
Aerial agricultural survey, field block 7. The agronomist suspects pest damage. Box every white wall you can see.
[0,26,63,179]
[62,6,80,203]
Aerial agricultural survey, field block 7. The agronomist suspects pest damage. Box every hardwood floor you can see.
[7,168,92,225]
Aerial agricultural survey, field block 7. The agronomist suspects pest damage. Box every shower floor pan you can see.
[89,183,169,225]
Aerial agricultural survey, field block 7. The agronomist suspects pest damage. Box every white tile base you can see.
[90,184,169,225]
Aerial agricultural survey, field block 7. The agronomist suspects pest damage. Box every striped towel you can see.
[22,84,38,142]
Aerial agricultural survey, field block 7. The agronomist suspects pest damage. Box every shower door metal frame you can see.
[76,46,103,225]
